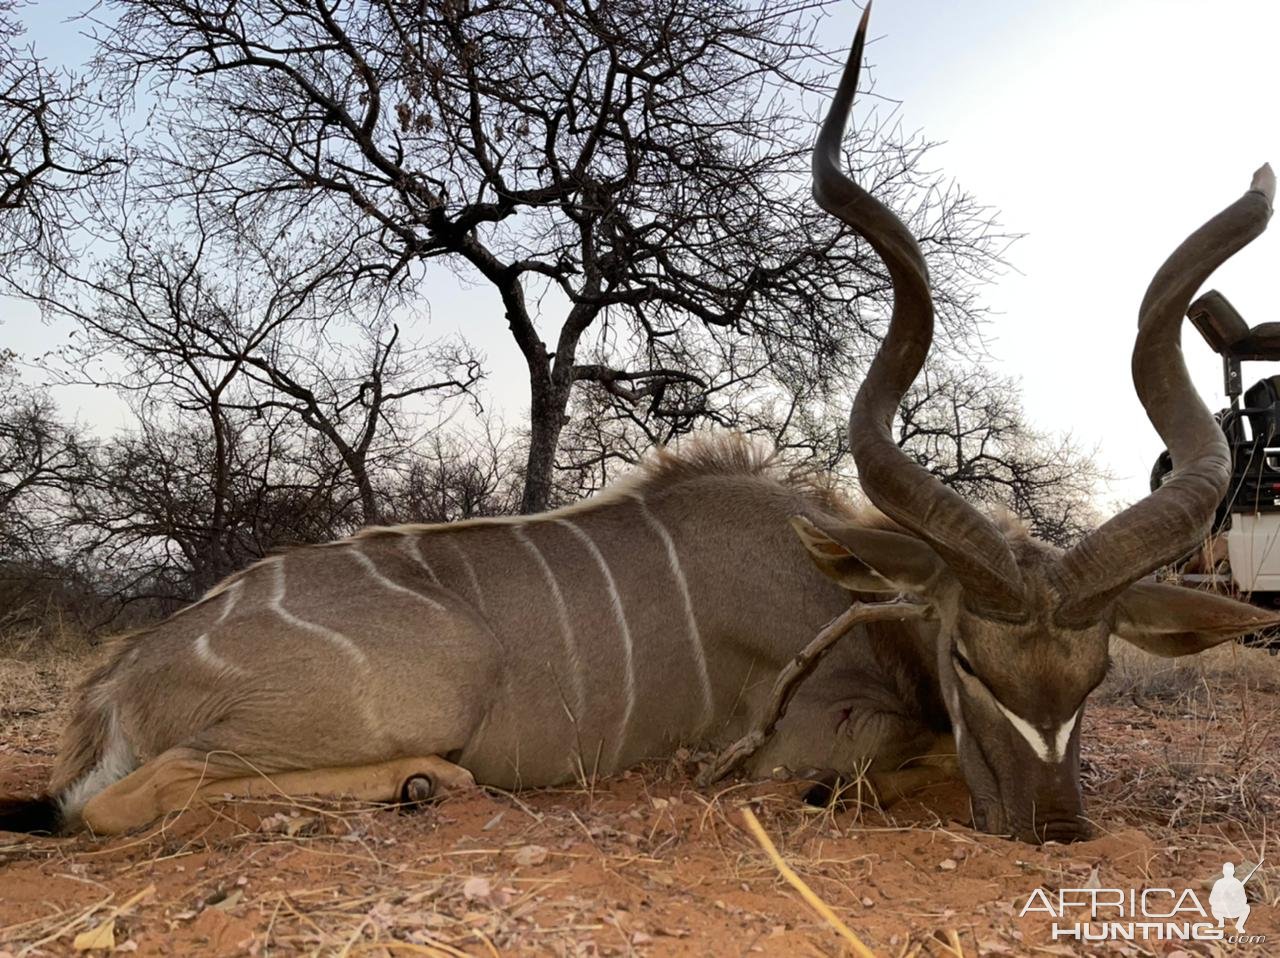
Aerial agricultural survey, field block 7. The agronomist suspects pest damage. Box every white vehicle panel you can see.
[1227,511,1280,592]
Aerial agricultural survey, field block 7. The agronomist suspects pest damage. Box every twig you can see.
[17,883,154,957]
[697,600,927,785]
[942,928,965,956]
[739,807,877,958]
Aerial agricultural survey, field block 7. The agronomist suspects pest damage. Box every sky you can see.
[820,0,1280,507]
[5,0,1280,507]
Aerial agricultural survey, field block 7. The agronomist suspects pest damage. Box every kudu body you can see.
[2,7,1277,843]
[3,448,948,835]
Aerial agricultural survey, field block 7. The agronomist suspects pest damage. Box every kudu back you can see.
[2,8,1276,842]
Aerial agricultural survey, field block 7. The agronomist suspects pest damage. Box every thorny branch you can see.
[697,598,929,786]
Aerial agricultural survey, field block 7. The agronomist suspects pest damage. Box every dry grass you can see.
[0,640,1277,956]
[0,641,88,769]
[1091,639,1280,835]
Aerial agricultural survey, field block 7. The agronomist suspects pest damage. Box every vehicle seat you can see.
[1245,377,1280,446]
[1189,290,1280,361]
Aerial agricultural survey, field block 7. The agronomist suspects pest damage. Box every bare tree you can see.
[0,351,92,560]
[232,321,482,525]
[68,404,357,602]
[557,351,1104,544]
[894,362,1105,546]
[0,0,113,266]
[0,353,100,639]
[24,204,482,528]
[385,422,522,524]
[94,0,1011,512]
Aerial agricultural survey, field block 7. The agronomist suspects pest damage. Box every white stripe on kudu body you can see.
[215,580,242,623]
[631,495,715,729]
[556,518,637,765]
[349,546,446,612]
[401,534,441,585]
[192,580,245,675]
[513,525,587,720]
[270,557,368,667]
[194,633,242,676]
[992,698,1081,764]
[448,538,487,614]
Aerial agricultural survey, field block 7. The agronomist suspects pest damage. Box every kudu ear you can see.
[789,516,951,596]
[1112,580,1280,657]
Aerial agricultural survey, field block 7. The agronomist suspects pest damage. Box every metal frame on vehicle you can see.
[1152,290,1280,644]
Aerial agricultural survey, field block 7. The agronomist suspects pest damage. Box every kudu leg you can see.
[865,732,958,805]
[802,733,958,809]
[803,763,957,807]
[81,749,476,835]
[865,763,957,804]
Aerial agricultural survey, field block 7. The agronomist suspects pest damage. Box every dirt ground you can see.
[1,640,1278,956]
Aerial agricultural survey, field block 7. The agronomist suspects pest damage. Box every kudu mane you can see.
[185,431,1036,619]
[95,435,841,639]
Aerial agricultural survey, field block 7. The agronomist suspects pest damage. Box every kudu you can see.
[1,9,1276,843]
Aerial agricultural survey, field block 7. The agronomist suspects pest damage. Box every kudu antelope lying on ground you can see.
[2,9,1277,843]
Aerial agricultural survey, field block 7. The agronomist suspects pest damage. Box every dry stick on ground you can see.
[739,806,878,958]
[697,600,929,786]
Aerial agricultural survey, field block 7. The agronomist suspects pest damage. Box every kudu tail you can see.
[0,795,61,834]
[0,647,139,835]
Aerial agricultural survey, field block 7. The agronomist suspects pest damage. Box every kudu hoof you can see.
[399,774,436,807]
[800,771,846,809]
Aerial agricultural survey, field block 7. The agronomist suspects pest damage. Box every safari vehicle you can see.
[1152,289,1280,645]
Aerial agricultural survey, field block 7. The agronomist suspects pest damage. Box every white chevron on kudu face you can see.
[990,697,1081,765]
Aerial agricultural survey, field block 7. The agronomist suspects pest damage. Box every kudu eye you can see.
[952,648,978,678]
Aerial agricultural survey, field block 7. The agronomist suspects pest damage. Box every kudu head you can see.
[796,6,1279,844]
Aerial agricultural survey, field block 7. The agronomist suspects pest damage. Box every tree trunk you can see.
[521,379,570,514]
[349,457,381,527]
[520,302,598,514]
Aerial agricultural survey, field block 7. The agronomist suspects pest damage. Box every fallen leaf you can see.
[976,940,1015,955]
[210,890,243,911]
[285,816,315,836]
[462,876,492,901]
[513,844,548,866]
[257,813,290,833]
[73,917,115,952]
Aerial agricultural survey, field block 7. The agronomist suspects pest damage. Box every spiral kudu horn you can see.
[1052,164,1275,626]
[812,4,1027,619]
